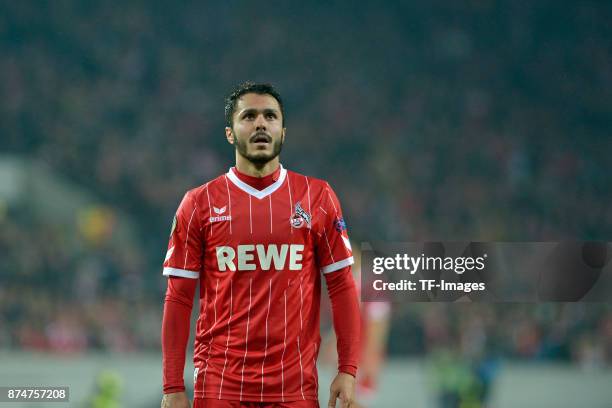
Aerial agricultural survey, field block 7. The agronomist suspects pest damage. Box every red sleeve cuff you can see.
[339,365,358,377]
[163,385,186,394]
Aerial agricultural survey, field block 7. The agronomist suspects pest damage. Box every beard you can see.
[234,135,283,166]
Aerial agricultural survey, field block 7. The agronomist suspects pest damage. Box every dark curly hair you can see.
[224,82,284,128]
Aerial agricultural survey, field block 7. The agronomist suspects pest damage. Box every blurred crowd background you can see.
[0,1,611,404]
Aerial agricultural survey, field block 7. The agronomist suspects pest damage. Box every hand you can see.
[161,391,191,408]
[327,372,355,408]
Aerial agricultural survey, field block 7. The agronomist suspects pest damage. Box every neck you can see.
[235,153,280,178]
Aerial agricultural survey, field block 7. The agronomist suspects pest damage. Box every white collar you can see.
[226,164,287,200]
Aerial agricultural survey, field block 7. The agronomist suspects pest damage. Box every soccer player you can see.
[161,82,361,408]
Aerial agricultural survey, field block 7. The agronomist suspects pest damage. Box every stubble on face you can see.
[233,132,283,166]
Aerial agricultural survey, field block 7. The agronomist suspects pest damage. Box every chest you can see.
[203,187,323,269]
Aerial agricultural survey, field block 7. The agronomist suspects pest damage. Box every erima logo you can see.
[210,205,231,223]
[210,215,232,223]
[216,244,304,271]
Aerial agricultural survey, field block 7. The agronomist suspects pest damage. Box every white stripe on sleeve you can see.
[162,267,199,279]
[326,187,338,215]
[322,228,335,263]
[183,205,198,269]
[320,256,355,274]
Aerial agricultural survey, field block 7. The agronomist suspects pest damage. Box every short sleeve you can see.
[315,183,354,274]
[162,191,203,279]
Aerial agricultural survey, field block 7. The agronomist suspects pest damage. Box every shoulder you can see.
[285,168,333,193]
[181,172,228,206]
[284,169,345,213]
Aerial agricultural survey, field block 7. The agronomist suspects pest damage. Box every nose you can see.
[255,114,267,131]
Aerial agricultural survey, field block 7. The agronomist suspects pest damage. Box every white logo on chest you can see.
[209,205,231,223]
[213,206,227,214]
[216,244,304,271]
[209,215,232,223]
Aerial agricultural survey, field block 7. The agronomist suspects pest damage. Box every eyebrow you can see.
[238,108,279,116]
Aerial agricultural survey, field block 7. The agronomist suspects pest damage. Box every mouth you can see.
[250,133,271,145]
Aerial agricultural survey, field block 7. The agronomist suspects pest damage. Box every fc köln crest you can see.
[290,202,311,228]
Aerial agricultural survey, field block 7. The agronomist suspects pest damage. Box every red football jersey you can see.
[162,164,353,402]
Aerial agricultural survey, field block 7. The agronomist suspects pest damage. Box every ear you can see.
[225,127,235,145]
[281,127,286,143]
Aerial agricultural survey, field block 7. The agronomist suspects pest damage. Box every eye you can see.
[243,113,255,120]
[265,112,277,119]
